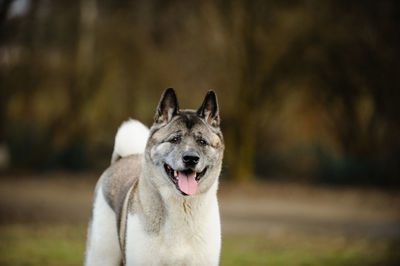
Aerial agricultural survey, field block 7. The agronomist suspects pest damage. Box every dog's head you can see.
[144,88,224,197]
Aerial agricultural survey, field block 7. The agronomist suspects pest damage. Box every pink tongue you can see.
[177,171,198,195]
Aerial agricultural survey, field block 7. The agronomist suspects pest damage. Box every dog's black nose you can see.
[182,151,200,166]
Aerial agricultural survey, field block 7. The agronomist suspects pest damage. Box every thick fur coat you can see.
[84,89,224,266]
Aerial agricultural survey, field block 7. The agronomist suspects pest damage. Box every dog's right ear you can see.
[154,88,179,124]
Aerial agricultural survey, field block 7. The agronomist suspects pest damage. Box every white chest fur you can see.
[125,196,221,266]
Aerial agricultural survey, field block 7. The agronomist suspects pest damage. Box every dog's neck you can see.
[136,167,218,237]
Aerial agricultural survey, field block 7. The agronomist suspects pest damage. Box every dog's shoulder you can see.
[100,154,142,213]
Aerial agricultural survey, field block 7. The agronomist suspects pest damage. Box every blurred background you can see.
[0,0,399,265]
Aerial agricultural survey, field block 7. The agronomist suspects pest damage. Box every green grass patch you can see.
[221,234,400,266]
[0,224,398,266]
[0,224,86,266]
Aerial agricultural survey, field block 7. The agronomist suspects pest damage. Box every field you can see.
[0,174,399,265]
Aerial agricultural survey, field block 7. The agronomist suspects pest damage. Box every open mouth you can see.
[164,164,207,196]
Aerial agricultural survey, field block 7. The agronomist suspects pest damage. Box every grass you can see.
[221,234,399,266]
[0,224,86,266]
[0,224,398,266]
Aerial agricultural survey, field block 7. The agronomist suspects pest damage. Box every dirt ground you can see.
[0,172,399,239]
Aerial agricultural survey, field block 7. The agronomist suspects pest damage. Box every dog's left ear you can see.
[155,88,179,124]
[197,90,220,127]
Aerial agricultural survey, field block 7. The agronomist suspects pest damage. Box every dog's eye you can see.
[170,136,181,144]
[197,139,207,146]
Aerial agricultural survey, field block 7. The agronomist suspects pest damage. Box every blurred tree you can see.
[0,0,15,169]
[304,1,400,185]
[0,0,14,143]
[0,0,399,185]
[219,1,315,181]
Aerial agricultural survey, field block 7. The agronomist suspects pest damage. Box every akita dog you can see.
[84,88,224,265]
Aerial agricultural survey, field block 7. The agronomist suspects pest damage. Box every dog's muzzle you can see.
[164,163,207,196]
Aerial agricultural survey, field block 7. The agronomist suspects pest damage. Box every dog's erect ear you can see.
[154,88,179,124]
[197,90,220,127]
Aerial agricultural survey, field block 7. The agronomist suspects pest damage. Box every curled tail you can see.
[111,119,150,164]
